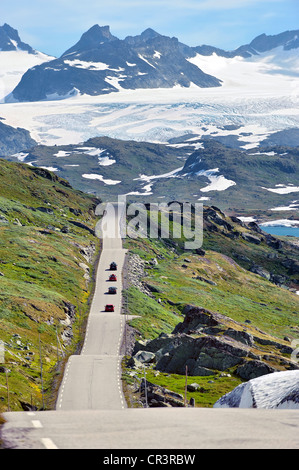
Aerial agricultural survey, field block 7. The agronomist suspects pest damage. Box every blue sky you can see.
[1,0,298,57]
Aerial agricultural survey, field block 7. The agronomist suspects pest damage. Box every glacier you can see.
[0,41,298,150]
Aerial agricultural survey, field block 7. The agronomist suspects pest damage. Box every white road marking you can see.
[32,420,43,428]
[41,438,58,449]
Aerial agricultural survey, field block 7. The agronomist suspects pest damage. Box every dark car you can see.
[105,304,115,312]
[110,262,117,270]
[108,287,117,294]
[109,274,117,281]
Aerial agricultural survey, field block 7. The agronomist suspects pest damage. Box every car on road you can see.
[109,262,117,270]
[109,274,117,281]
[108,287,117,294]
[105,304,115,312]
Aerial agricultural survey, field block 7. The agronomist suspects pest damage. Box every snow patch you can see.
[82,174,121,185]
[214,370,299,409]
[11,152,29,162]
[64,59,109,71]
[262,185,299,194]
[188,167,236,192]
[238,216,256,222]
[200,174,236,192]
[138,54,156,69]
[40,166,59,172]
[98,156,116,166]
[0,50,54,101]
[54,150,71,157]
[260,219,299,227]
[271,201,299,211]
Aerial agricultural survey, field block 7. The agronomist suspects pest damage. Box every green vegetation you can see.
[125,286,181,340]
[125,239,299,341]
[123,208,299,407]
[133,368,242,408]
[0,159,100,412]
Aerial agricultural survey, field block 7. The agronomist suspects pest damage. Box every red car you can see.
[105,304,115,312]
[109,274,117,281]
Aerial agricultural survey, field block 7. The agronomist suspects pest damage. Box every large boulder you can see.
[241,233,261,244]
[154,334,249,375]
[236,360,276,380]
[250,264,271,280]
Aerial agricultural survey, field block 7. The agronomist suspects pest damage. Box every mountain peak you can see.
[249,29,299,53]
[140,28,161,40]
[0,23,34,53]
[84,24,117,41]
[62,24,118,57]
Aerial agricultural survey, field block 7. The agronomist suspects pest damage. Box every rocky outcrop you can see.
[139,378,186,408]
[133,305,299,380]
[127,252,154,297]
[60,301,76,345]
[0,120,36,156]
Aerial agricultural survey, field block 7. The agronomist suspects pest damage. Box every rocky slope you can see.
[4,135,299,215]
[0,23,34,53]
[132,305,298,380]
[123,205,299,406]
[0,119,36,156]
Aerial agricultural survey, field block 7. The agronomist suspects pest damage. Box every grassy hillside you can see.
[0,159,100,412]
[122,207,299,407]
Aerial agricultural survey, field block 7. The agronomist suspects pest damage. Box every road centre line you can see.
[32,420,43,428]
[41,438,58,449]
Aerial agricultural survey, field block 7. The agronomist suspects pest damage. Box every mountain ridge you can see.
[8,24,298,102]
[193,29,299,58]
[0,23,34,53]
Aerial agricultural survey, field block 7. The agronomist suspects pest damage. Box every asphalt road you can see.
[56,202,127,411]
[2,408,299,449]
[2,202,299,450]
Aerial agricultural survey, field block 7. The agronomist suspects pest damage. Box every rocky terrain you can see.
[0,119,37,156]
[132,304,298,381]
[123,205,299,407]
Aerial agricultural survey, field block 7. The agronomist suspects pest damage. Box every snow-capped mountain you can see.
[6,26,299,102]
[0,23,55,101]
[6,25,222,102]
[0,25,298,215]
[193,29,299,59]
[214,370,299,409]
